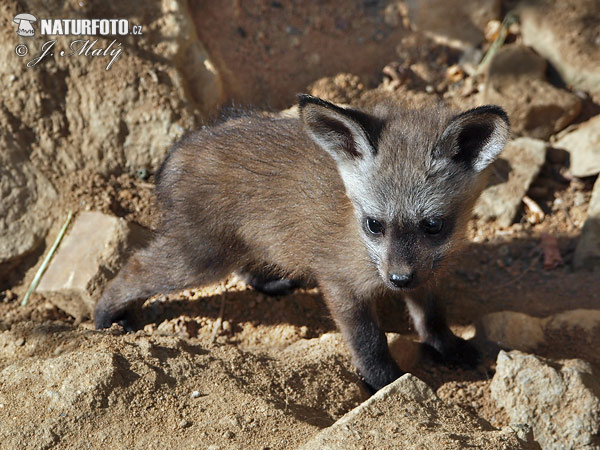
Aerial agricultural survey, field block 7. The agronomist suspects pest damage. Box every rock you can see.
[190,1,409,108]
[0,109,56,272]
[1,1,203,176]
[0,350,123,410]
[157,0,225,115]
[483,44,581,140]
[574,176,600,270]
[0,0,213,274]
[491,350,600,449]
[406,0,501,48]
[479,312,546,352]
[547,309,600,333]
[474,137,547,227]
[479,309,600,358]
[37,212,148,320]
[388,334,421,371]
[554,115,600,178]
[520,0,600,97]
[0,347,127,449]
[301,374,532,449]
[191,390,202,399]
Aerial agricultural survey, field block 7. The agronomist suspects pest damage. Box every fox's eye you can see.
[366,217,384,235]
[422,218,444,234]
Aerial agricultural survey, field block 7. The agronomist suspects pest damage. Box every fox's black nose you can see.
[389,272,413,288]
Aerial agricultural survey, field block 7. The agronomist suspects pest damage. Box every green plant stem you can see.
[21,210,73,306]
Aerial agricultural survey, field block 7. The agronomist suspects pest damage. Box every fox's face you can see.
[299,95,509,290]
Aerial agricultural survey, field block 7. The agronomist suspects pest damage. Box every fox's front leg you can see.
[404,288,480,366]
[320,281,402,393]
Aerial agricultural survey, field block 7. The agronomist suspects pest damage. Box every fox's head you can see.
[299,94,509,290]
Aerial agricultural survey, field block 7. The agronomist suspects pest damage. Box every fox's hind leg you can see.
[237,267,303,297]
[235,263,306,297]
[94,233,236,329]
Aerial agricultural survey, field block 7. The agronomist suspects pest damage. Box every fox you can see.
[95,94,509,392]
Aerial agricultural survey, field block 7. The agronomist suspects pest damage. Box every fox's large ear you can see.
[434,105,509,172]
[298,94,384,165]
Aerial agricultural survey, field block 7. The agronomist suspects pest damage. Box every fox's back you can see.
[156,114,370,281]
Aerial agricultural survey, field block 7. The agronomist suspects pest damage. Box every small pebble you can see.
[191,390,201,398]
[574,191,586,207]
[15,338,25,346]
[223,430,235,439]
[2,290,16,302]
[179,419,191,428]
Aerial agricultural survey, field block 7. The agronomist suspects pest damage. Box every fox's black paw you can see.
[356,362,404,396]
[239,270,302,297]
[94,307,134,332]
[251,278,301,296]
[358,375,377,397]
[422,337,481,369]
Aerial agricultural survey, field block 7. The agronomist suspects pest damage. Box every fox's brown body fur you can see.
[95,95,509,392]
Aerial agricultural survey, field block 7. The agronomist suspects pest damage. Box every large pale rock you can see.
[479,312,546,352]
[0,347,129,449]
[1,1,206,176]
[155,0,225,115]
[0,111,56,270]
[574,176,600,270]
[483,44,581,140]
[546,309,600,340]
[520,0,600,96]
[475,137,547,227]
[0,350,123,411]
[302,374,533,449]
[479,309,600,361]
[491,350,600,449]
[555,115,600,178]
[406,0,501,48]
[37,212,147,320]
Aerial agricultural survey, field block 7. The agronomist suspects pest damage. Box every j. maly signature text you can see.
[27,38,122,70]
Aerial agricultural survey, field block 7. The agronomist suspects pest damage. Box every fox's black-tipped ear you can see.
[298,94,383,163]
[434,105,510,172]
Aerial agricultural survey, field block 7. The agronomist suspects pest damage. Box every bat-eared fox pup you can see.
[95,94,509,393]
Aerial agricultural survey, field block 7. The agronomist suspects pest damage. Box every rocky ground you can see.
[1,0,599,449]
